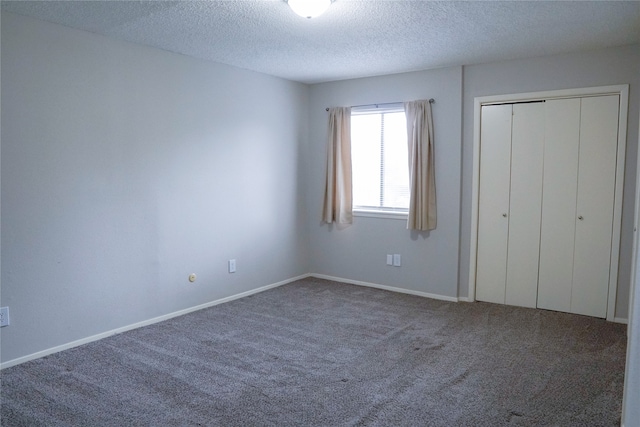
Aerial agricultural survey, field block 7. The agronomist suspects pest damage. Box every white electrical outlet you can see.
[229,259,236,273]
[0,307,10,327]
[393,254,402,267]
[386,254,393,265]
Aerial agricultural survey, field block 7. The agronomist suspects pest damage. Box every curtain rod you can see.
[325,98,434,112]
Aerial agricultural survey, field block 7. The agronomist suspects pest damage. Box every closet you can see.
[475,94,620,318]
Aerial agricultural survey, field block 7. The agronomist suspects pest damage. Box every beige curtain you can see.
[322,107,353,224]
[404,100,436,231]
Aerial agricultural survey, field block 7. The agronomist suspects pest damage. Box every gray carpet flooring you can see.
[0,277,627,426]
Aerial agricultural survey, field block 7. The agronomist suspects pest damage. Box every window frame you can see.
[350,104,409,220]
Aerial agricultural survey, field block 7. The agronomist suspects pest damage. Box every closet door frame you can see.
[469,85,629,322]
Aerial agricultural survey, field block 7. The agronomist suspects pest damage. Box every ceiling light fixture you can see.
[287,0,332,19]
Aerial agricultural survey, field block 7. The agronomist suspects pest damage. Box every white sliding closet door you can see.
[571,95,619,318]
[473,87,626,320]
[505,103,545,308]
[476,104,512,304]
[537,98,581,313]
[476,102,544,308]
[537,95,620,317]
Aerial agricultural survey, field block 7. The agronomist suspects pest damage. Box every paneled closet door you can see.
[537,98,581,313]
[476,92,622,318]
[537,95,619,318]
[505,102,545,308]
[476,104,512,304]
[571,95,619,318]
[476,102,544,308]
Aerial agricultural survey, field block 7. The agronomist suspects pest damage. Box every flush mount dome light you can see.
[287,0,332,19]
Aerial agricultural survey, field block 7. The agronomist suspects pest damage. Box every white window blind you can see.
[351,105,409,214]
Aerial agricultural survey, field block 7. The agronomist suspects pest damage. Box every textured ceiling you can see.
[2,0,639,84]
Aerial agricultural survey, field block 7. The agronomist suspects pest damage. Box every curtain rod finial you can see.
[429,98,434,103]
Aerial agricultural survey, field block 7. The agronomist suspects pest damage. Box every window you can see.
[351,105,409,217]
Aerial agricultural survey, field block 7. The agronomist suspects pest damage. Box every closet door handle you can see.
[578,215,584,220]
[502,213,507,218]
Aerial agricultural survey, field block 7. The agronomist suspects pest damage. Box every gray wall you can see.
[1,13,310,363]
[306,46,640,318]
[2,11,639,365]
[306,67,463,299]
[459,45,640,319]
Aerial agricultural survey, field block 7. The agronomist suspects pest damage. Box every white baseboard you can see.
[614,317,628,324]
[310,273,460,302]
[0,274,310,370]
[6,273,613,369]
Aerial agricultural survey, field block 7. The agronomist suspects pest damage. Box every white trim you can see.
[310,273,460,302]
[629,106,640,340]
[469,85,629,321]
[614,317,629,325]
[3,270,617,370]
[351,103,404,115]
[476,85,627,106]
[607,85,629,322]
[468,98,483,303]
[0,274,311,370]
[353,209,408,220]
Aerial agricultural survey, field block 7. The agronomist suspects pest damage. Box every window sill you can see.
[353,209,408,220]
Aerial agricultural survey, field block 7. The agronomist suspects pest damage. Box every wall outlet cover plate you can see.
[0,307,10,327]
